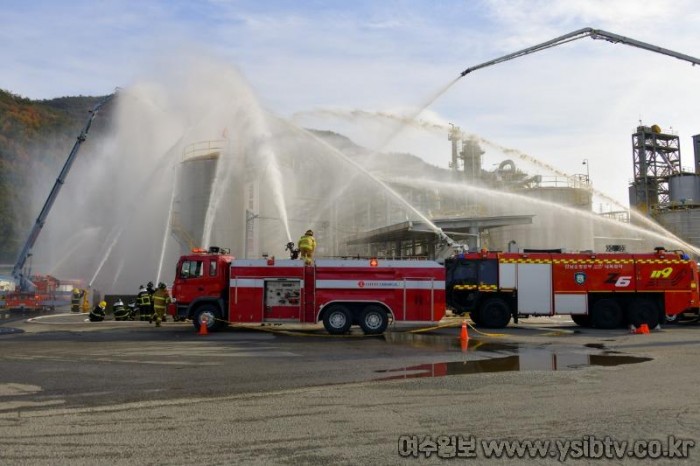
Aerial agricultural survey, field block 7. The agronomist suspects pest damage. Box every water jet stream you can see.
[376,76,461,151]
[48,227,100,276]
[288,127,456,247]
[385,175,700,256]
[88,227,124,288]
[298,108,688,247]
[201,118,292,251]
[157,163,180,284]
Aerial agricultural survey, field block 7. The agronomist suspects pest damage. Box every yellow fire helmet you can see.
[99,301,107,308]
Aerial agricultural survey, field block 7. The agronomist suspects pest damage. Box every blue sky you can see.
[2,0,699,205]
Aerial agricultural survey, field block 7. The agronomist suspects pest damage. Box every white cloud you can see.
[2,0,699,208]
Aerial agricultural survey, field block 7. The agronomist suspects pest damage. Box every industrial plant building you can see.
[170,124,700,261]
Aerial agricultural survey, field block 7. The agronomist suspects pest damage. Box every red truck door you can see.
[176,257,220,298]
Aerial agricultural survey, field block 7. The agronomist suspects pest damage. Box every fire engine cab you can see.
[446,248,700,329]
[171,247,446,334]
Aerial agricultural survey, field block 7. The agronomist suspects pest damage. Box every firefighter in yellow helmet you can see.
[89,301,107,322]
[70,288,84,313]
[152,282,171,327]
[298,229,316,265]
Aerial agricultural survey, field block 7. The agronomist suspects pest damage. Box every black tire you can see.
[627,299,660,329]
[322,305,352,335]
[478,297,511,329]
[193,304,222,332]
[448,286,476,315]
[571,314,591,327]
[359,305,388,335]
[591,299,623,329]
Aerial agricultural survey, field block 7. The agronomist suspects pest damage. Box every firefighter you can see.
[113,299,131,321]
[89,301,107,322]
[70,288,84,313]
[152,282,171,327]
[80,288,91,313]
[136,285,152,321]
[298,229,316,265]
[146,281,155,322]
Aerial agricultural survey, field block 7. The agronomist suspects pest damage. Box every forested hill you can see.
[0,89,111,262]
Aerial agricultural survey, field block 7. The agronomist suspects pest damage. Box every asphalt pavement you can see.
[0,310,698,465]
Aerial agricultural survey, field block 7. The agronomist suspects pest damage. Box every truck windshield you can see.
[180,260,204,279]
[446,259,478,283]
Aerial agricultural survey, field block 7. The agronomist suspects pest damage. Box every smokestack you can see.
[693,134,700,174]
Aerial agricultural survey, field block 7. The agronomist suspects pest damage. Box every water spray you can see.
[303,108,692,251]
[157,163,179,284]
[387,175,700,257]
[283,121,459,248]
[88,227,124,288]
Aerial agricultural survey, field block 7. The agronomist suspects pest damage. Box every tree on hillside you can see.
[0,89,110,262]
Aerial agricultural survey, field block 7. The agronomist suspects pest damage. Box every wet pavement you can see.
[1,308,699,464]
[378,331,652,380]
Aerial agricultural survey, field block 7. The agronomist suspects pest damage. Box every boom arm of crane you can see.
[11,93,116,291]
[459,27,700,77]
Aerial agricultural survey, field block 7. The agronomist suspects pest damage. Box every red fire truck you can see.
[170,247,446,334]
[1,275,60,311]
[445,248,700,329]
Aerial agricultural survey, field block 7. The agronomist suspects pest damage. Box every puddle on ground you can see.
[379,332,650,380]
[376,353,651,380]
[584,342,623,355]
[384,331,518,352]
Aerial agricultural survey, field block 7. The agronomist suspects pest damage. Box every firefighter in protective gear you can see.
[113,299,131,321]
[152,282,171,327]
[136,285,152,321]
[146,281,156,322]
[89,301,107,322]
[298,230,316,265]
[70,288,84,313]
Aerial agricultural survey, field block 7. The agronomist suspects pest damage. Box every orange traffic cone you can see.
[198,317,209,336]
[460,320,469,342]
[460,338,469,353]
[639,323,650,334]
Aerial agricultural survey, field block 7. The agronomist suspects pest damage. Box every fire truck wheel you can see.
[193,305,221,332]
[359,305,388,335]
[479,298,511,328]
[627,299,659,329]
[591,299,623,329]
[322,305,352,335]
[571,314,591,327]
